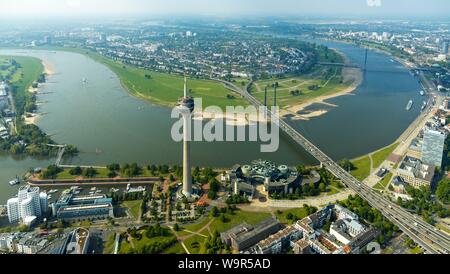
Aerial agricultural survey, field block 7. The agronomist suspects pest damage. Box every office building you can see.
[422,128,446,168]
[396,156,435,188]
[220,217,281,252]
[253,225,302,254]
[63,228,90,254]
[52,193,113,220]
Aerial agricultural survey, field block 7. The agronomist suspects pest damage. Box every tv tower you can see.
[177,73,194,197]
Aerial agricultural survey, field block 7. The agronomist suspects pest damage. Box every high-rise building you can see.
[443,42,449,55]
[422,128,446,168]
[177,74,194,197]
[6,198,19,223]
[7,186,44,224]
[39,192,48,214]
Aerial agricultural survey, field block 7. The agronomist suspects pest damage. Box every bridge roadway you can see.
[215,78,450,254]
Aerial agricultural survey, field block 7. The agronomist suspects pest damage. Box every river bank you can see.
[280,50,364,121]
[24,59,55,125]
[0,42,424,204]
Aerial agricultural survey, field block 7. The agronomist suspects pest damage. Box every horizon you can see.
[0,0,449,20]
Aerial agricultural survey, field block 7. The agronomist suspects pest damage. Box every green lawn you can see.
[40,47,248,110]
[121,200,142,220]
[208,210,272,234]
[409,246,423,254]
[253,66,352,110]
[162,242,187,254]
[103,233,117,254]
[374,173,393,191]
[0,55,43,115]
[183,234,206,254]
[372,143,398,169]
[119,232,177,254]
[275,207,309,224]
[350,156,371,181]
[176,216,212,237]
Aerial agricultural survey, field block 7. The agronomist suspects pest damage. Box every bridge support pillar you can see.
[320,162,323,168]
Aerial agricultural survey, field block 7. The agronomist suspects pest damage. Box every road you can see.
[214,78,450,254]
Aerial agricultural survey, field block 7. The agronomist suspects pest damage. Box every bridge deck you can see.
[215,78,450,254]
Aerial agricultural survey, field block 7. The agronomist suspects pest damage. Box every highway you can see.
[216,78,450,254]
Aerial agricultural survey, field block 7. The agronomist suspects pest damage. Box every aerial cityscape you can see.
[0,0,449,260]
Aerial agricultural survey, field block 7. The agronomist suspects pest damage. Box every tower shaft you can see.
[182,112,192,197]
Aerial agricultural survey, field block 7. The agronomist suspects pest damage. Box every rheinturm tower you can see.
[178,74,194,197]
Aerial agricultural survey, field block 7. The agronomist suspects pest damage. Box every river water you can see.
[0,42,423,203]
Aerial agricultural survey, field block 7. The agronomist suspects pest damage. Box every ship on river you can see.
[421,101,427,111]
[406,100,413,111]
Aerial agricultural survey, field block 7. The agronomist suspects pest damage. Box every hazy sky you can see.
[0,0,449,18]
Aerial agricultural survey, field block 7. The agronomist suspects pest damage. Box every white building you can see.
[6,198,19,223]
[6,186,45,224]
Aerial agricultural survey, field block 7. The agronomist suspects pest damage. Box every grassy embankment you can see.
[0,55,72,157]
[350,143,398,182]
[0,55,43,115]
[350,156,371,181]
[40,47,248,110]
[251,49,353,110]
[374,173,394,191]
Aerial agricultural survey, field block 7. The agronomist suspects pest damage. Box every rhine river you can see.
[0,41,423,203]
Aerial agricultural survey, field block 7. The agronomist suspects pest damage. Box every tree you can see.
[338,159,355,171]
[319,182,327,192]
[69,166,82,176]
[173,223,180,231]
[107,163,120,172]
[220,213,229,223]
[436,178,449,204]
[210,206,219,217]
[18,224,28,232]
[84,167,98,178]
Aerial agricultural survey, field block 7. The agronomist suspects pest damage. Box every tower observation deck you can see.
[177,74,194,197]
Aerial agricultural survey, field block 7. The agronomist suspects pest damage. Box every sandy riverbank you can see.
[194,109,269,126]
[23,59,55,125]
[280,52,364,121]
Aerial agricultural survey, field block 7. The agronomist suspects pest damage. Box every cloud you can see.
[367,0,382,7]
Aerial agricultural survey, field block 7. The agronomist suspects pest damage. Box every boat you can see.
[419,90,425,96]
[47,194,52,200]
[82,77,87,83]
[421,101,427,111]
[48,189,58,194]
[110,188,119,193]
[90,187,96,191]
[8,177,20,186]
[406,100,413,111]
